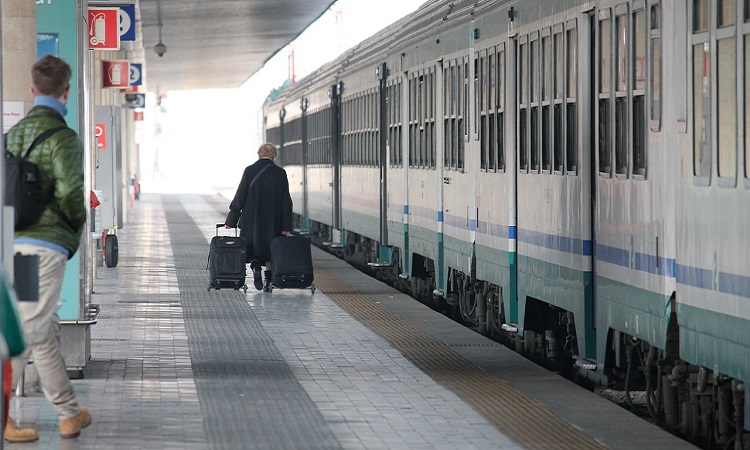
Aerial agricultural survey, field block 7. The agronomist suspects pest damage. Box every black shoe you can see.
[253,266,263,290]
[263,270,272,292]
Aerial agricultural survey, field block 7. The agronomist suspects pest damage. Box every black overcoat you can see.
[225,159,293,263]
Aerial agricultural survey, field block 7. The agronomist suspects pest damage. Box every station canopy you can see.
[136,0,337,92]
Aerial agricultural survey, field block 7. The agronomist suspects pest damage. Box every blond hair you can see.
[258,143,278,160]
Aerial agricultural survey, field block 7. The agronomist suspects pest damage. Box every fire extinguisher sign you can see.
[102,61,129,89]
[88,8,120,50]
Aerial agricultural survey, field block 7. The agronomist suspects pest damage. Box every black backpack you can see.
[4,126,67,230]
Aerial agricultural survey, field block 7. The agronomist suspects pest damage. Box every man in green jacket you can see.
[4,55,91,443]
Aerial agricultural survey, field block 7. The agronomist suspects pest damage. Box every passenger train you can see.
[263,0,750,446]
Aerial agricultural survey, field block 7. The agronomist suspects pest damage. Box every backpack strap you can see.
[247,162,272,193]
[21,126,68,159]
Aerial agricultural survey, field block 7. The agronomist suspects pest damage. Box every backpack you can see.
[4,126,67,230]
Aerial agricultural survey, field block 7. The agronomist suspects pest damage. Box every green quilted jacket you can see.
[7,106,85,257]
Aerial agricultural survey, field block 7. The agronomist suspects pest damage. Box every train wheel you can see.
[105,234,119,268]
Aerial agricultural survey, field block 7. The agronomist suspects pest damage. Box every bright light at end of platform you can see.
[139,0,425,198]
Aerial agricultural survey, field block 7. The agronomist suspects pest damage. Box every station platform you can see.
[5,193,697,450]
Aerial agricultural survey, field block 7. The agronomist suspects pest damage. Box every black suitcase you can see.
[207,224,247,292]
[269,235,315,293]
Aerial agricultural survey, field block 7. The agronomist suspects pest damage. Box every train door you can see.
[330,83,343,235]
[377,63,390,261]
[301,98,309,228]
[505,36,519,326]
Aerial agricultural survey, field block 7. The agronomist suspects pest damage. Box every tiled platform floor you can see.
[4,193,696,450]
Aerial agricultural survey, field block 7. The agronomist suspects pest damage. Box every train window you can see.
[746,0,750,20]
[531,38,540,172]
[718,0,736,27]
[615,13,628,177]
[459,59,468,171]
[717,37,737,179]
[519,41,528,172]
[390,82,403,167]
[488,51,496,172]
[650,3,662,129]
[633,9,647,177]
[412,80,418,168]
[746,34,750,179]
[430,70,436,169]
[554,31,564,173]
[497,47,505,171]
[417,75,423,168]
[693,42,711,178]
[599,15,613,175]
[542,33,552,173]
[567,25,578,175]
[451,63,458,170]
[484,52,489,170]
[444,66,451,169]
[694,0,710,31]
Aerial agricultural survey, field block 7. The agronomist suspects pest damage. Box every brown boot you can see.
[3,418,39,443]
[59,407,92,439]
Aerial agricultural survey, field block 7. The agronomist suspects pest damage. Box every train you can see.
[262,0,750,447]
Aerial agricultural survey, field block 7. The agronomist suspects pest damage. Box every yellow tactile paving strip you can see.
[203,193,605,449]
[313,267,607,450]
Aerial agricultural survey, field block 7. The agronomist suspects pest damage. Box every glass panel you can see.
[543,35,552,101]
[599,99,611,173]
[520,109,528,170]
[615,98,628,175]
[746,0,750,21]
[633,96,646,175]
[634,10,646,91]
[489,53,496,111]
[531,106,539,171]
[531,40,539,103]
[489,112,496,171]
[693,43,711,176]
[746,35,750,178]
[554,104,563,171]
[567,104,578,173]
[694,0,710,31]
[651,38,662,121]
[717,38,736,178]
[617,15,628,92]
[555,33,564,99]
[718,0,736,27]
[651,2,661,29]
[498,50,505,109]
[568,28,578,97]
[543,105,551,171]
[600,19,612,93]
[498,112,505,170]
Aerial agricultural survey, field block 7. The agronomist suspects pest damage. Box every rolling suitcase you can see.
[269,234,315,293]
[207,224,247,292]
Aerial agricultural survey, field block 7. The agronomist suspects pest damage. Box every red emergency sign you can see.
[88,8,120,50]
[102,61,129,89]
[95,123,107,149]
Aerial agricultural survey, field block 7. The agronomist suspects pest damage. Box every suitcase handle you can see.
[215,223,239,236]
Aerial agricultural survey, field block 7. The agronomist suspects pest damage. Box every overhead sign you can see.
[118,4,136,41]
[88,8,120,50]
[103,60,129,88]
[95,123,107,149]
[125,93,146,109]
[129,63,142,86]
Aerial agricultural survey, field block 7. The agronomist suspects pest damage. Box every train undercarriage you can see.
[302,219,748,449]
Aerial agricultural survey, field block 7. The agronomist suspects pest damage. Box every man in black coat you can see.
[225,143,293,291]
